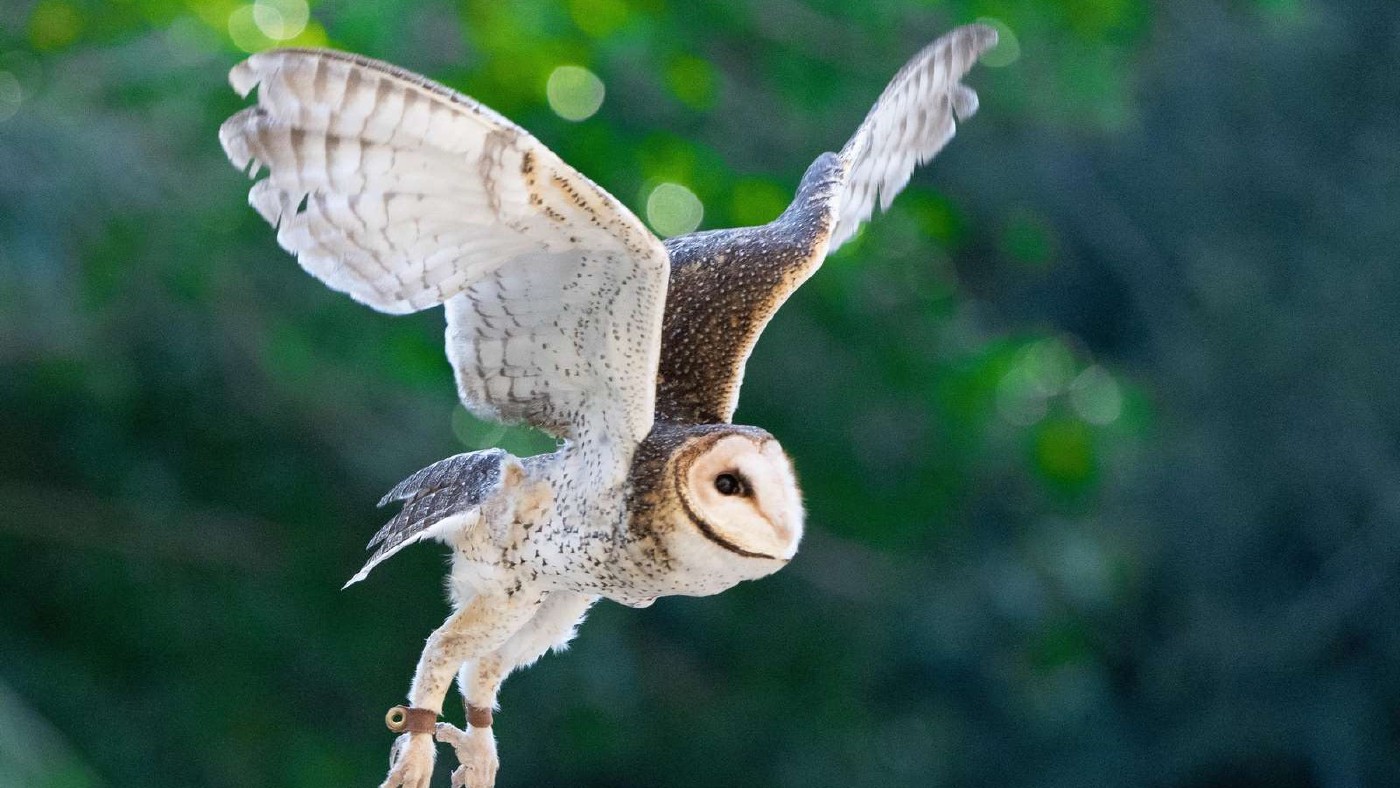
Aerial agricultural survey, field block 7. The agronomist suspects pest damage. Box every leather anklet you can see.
[385,705,439,734]
[466,704,493,728]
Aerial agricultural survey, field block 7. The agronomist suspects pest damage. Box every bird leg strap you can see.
[385,705,439,734]
[466,704,493,728]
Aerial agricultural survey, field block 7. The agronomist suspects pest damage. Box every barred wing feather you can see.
[829,24,997,249]
[219,49,669,448]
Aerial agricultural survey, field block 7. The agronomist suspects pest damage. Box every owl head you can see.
[625,423,804,600]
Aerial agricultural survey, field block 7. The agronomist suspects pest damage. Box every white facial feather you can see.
[683,435,804,561]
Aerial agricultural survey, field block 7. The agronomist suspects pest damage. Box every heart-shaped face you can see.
[676,432,804,562]
[611,425,804,601]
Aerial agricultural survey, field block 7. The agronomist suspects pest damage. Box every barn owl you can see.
[219,23,995,788]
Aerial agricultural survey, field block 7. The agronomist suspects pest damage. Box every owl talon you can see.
[437,721,498,788]
[381,732,436,788]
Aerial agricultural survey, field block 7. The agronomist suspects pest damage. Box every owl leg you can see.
[381,589,545,788]
[436,593,598,788]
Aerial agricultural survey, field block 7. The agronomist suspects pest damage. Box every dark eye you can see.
[714,472,744,496]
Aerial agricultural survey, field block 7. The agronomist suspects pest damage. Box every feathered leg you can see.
[436,593,598,788]
[381,589,546,788]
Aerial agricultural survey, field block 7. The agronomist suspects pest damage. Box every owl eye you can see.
[714,472,746,497]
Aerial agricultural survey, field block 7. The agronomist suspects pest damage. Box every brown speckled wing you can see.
[655,24,997,424]
[656,154,844,424]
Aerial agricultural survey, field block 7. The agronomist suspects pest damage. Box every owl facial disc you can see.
[679,433,803,561]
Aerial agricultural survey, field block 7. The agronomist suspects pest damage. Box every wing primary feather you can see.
[372,448,507,521]
[651,25,999,424]
[828,23,998,249]
[344,449,512,588]
[221,47,670,448]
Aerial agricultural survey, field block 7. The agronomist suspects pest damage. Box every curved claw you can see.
[436,722,498,788]
[381,732,436,788]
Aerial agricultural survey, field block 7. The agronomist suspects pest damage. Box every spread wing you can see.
[345,449,518,587]
[828,23,997,249]
[655,24,996,424]
[219,49,669,448]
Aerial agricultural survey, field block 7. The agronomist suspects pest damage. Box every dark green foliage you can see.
[1,0,1396,785]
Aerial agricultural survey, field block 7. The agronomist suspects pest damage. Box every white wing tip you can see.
[966,23,999,52]
[952,84,980,121]
[249,178,290,226]
[217,126,249,171]
[228,57,262,98]
[340,535,417,589]
[217,111,255,173]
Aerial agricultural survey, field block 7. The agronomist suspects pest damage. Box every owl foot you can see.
[436,721,499,788]
[381,732,436,788]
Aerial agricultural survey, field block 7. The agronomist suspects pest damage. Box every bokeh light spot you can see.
[997,365,1048,427]
[453,405,556,457]
[997,338,1079,426]
[730,178,788,226]
[253,0,309,41]
[1069,365,1122,425]
[636,134,698,188]
[0,72,22,123]
[567,0,629,39]
[1021,338,1075,397]
[976,17,1020,68]
[546,65,606,122]
[1033,418,1095,485]
[908,192,960,244]
[228,5,273,53]
[27,1,81,50]
[452,405,508,450]
[666,55,716,110]
[646,182,704,237]
[1002,211,1056,268]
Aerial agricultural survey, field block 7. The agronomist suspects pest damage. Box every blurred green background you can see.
[2,0,1398,785]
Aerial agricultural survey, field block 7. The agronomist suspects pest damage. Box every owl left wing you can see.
[655,25,997,423]
[220,49,669,451]
[344,449,519,587]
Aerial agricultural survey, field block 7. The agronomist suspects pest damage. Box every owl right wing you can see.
[219,49,669,452]
[655,25,996,423]
[825,24,997,249]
